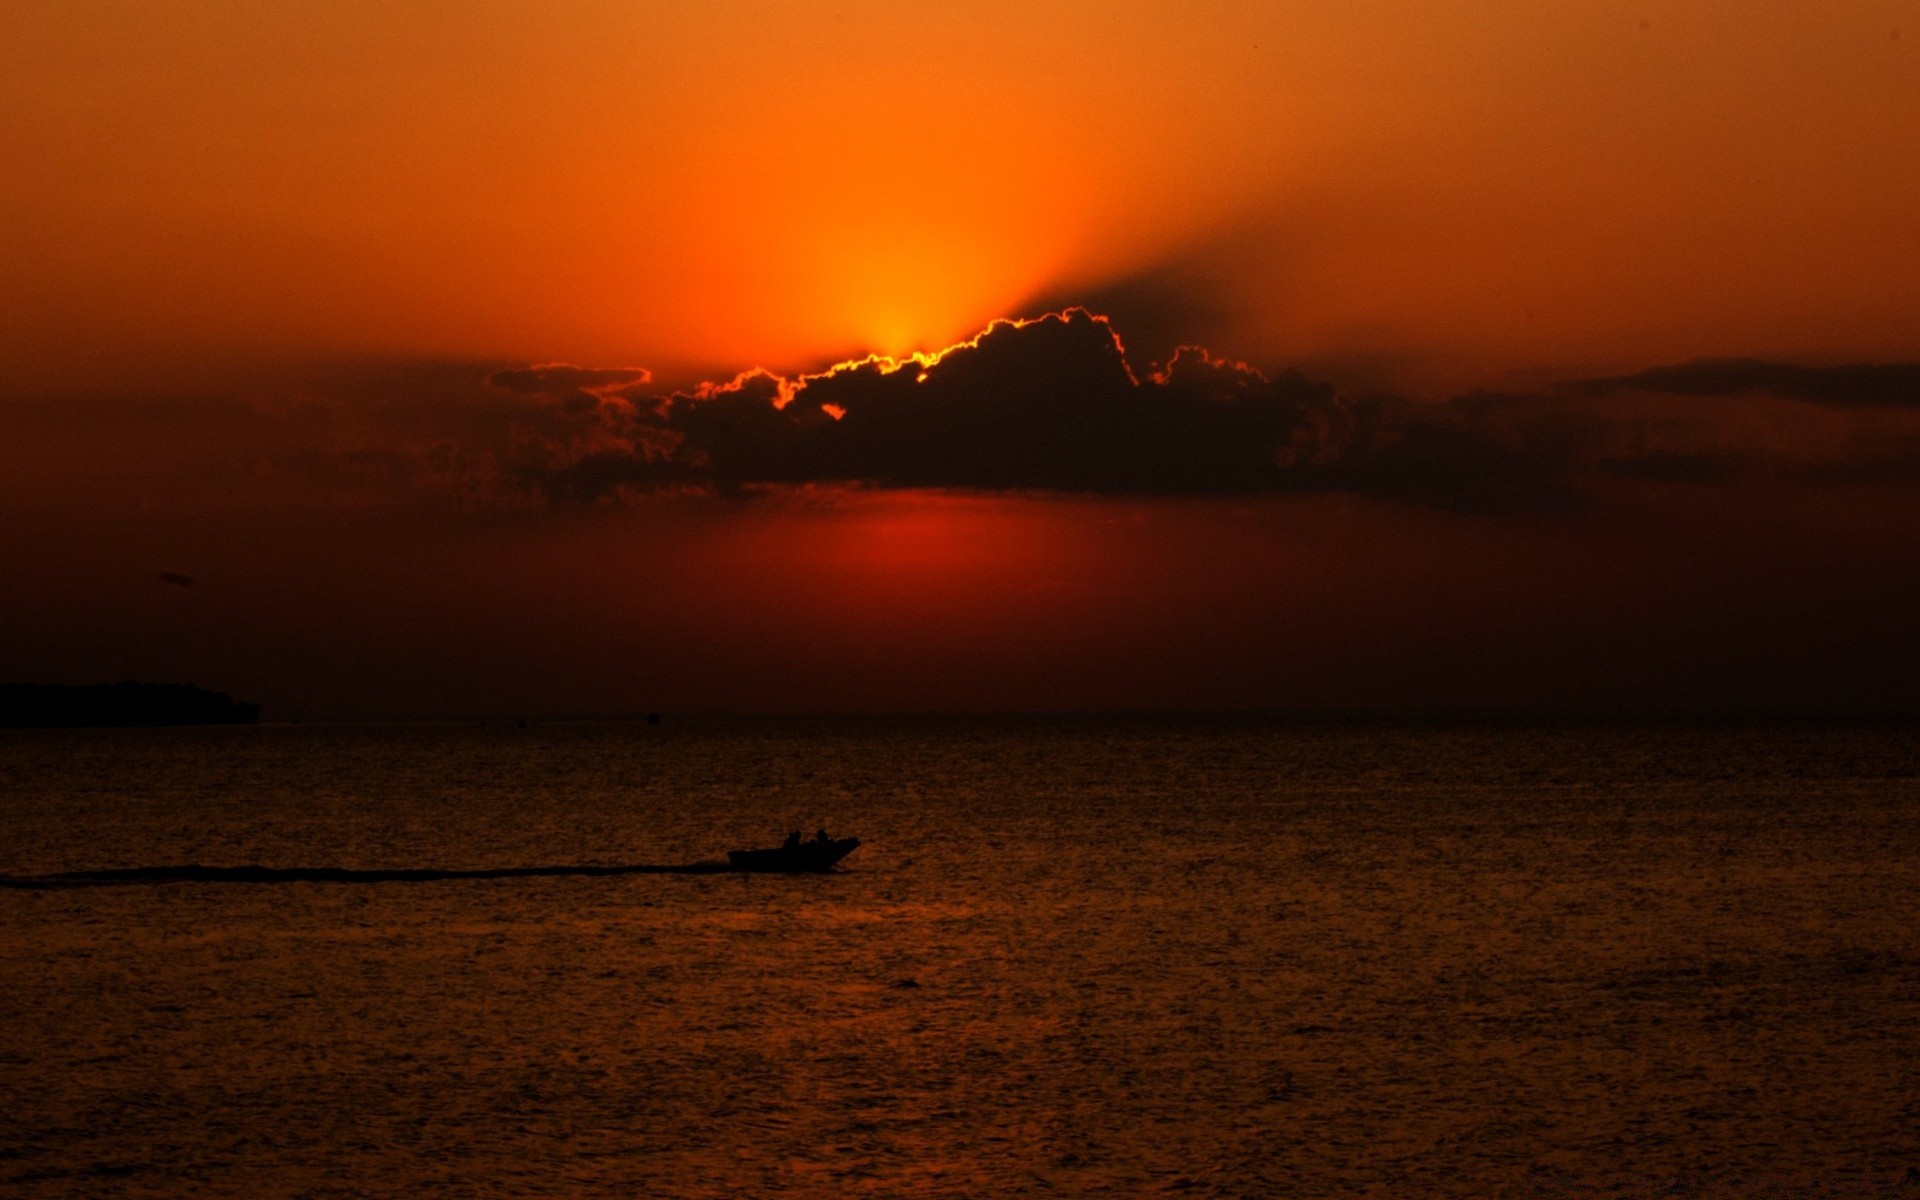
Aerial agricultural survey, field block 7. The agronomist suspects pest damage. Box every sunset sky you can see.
[5,1,1918,716]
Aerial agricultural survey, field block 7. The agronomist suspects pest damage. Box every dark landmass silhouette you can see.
[0,682,261,727]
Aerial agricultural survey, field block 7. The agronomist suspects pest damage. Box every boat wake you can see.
[0,861,736,889]
[1,835,862,888]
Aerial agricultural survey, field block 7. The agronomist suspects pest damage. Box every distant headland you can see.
[0,682,262,727]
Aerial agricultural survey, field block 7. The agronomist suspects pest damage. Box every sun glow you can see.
[818,232,1047,361]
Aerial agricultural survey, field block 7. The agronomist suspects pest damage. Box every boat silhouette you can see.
[727,834,861,873]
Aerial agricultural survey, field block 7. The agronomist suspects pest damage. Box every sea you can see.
[2,719,1917,1198]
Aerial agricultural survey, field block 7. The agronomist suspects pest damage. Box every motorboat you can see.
[726,835,861,873]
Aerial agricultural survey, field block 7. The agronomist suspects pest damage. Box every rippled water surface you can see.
[3,720,1918,1197]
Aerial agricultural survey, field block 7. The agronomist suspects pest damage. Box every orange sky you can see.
[3,2,1919,715]
[5,1,1916,389]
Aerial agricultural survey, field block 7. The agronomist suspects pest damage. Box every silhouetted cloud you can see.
[1575,359,1920,407]
[1021,261,1236,368]
[16,329,1919,519]
[488,319,1920,508]
[512,310,1604,509]
[484,364,653,412]
[675,312,1320,495]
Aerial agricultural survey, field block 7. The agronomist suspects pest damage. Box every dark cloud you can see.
[510,310,1603,509]
[21,330,1919,518]
[1575,358,1920,407]
[484,364,653,412]
[1600,450,1748,485]
[502,317,1920,509]
[673,313,1319,496]
[1019,261,1236,369]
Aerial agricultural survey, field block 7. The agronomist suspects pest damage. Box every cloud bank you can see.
[1574,359,1920,408]
[496,310,1611,510]
[12,311,1920,518]
[488,310,1920,510]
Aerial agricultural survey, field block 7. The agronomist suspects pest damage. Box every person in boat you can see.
[815,827,831,844]
[783,830,802,850]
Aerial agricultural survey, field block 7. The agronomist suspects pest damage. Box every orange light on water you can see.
[833,501,1003,575]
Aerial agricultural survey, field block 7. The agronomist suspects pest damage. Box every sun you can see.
[857,304,933,361]
[801,214,1048,360]
[838,246,986,357]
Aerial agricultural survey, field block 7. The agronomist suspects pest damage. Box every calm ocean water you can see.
[2,719,1917,1197]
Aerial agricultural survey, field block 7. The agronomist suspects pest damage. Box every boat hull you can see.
[726,837,861,873]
